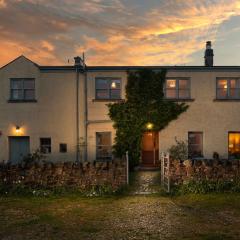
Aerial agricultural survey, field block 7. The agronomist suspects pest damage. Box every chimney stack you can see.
[204,41,214,67]
[74,56,84,67]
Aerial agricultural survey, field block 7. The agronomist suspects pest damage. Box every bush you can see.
[177,179,240,194]
[168,138,188,162]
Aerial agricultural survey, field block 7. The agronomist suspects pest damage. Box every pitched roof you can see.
[0,55,39,70]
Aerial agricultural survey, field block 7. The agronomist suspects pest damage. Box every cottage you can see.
[0,42,240,165]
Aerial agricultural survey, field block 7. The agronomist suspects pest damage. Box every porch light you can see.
[15,126,21,133]
[146,122,153,130]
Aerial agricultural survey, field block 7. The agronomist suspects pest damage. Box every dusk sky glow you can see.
[1,0,240,66]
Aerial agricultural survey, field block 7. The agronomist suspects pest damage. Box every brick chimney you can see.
[204,41,214,67]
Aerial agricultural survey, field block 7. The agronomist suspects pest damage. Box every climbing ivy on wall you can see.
[108,69,188,169]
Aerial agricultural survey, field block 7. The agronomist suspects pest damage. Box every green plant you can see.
[168,138,188,162]
[177,179,240,194]
[108,69,188,169]
[22,149,46,165]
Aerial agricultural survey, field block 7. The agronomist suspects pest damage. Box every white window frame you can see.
[165,78,191,99]
[10,78,35,101]
[95,77,121,100]
[216,78,240,99]
[96,132,112,160]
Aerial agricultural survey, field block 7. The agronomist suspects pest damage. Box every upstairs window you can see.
[10,78,35,101]
[96,132,112,160]
[188,132,203,158]
[95,78,121,100]
[40,138,51,154]
[165,78,190,99]
[217,78,240,99]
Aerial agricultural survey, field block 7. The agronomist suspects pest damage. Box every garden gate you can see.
[161,152,170,192]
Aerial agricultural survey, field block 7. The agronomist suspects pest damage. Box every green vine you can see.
[108,69,188,169]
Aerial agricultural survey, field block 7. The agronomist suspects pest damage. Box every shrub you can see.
[177,179,240,194]
[22,149,46,165]
[168,138,188,162]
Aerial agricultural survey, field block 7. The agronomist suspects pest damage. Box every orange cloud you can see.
[0,0,6,8]
[0,0,240,66]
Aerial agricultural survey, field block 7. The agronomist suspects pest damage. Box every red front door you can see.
[141,132,159,166]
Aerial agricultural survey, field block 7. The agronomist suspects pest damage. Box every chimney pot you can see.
[74,56,83,67]
[204,41,214,67]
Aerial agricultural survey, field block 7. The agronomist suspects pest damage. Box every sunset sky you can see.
[1,0,240,66]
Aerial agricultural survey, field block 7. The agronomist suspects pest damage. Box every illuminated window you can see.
[10,78,35,101]
[96,132,112,160]
[228,132,240,159]
[165,78,190,99]
[217,78,240,99]
[95,78,121,100]
[188,132,203,158]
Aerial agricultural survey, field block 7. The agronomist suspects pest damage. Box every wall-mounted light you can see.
[16,125,21,134]
[146,122,153,130]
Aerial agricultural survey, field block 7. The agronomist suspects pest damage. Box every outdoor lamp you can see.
[16,126,21,133]
[146,122,153,130]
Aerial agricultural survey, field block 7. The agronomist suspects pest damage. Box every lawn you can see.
[0,193,240,240]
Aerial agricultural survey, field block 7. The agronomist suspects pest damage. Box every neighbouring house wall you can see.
[169,159,240,185]
[0,159,127,190]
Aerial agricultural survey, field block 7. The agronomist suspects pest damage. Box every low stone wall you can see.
[0,159,127,190]
[169,159,240,185]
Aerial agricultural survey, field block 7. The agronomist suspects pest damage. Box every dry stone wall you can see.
[170,159,240,185]
[0,159,127,190]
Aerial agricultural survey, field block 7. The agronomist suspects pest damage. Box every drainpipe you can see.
[75,63,80,162]
[83,53,88,161]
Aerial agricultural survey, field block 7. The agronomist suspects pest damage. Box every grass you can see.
[0,193,240,239]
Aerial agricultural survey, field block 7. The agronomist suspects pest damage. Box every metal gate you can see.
[161,152,170,192]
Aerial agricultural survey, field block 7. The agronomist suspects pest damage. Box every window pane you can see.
[188,132,203,158]
[24,90,35,100]
[96,132,111,159]
[230,79,237,88]
[11,90,23,100]
[97,132,111,146]
[166,89,176,98]
[179,79,188,89]
[96,79,109,89]
[229,133,240,159]
[40,138,51,154]
[217,79,228,89]
[110,89,121,99]
[166,79,176,89]
[59,143,67,153]
[96,89,109,99]
[217,89,227,99]
[179,89,190,99]
[11,80,22,89]
[110,79,121,89]
[24,79,35,89]
[229,89,239,99]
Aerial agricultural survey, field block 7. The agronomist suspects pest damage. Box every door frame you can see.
[141,131,159,166]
